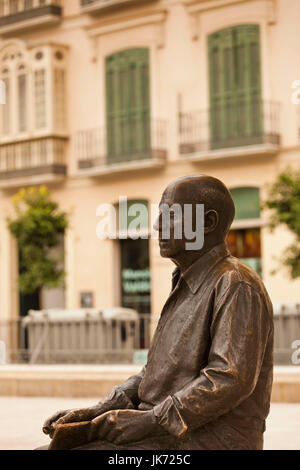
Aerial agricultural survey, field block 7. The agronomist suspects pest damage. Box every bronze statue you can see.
[40,175,274,450]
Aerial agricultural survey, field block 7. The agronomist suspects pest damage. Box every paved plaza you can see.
[0,397,299,450]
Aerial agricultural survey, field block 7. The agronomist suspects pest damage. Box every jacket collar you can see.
[173,242,230,295]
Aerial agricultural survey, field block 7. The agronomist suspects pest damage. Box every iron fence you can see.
[179,100,281,154]
[76,118,167,170]
[0,0,62,17]
[0,314,155,364]
[0,136,67,172]
[0,307,299,365]
[273,303,300,364]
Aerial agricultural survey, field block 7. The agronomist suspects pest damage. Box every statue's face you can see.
[154,183,190,259]
[154,176,229,260]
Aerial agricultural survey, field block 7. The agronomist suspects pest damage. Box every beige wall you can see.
[0,0,300,319]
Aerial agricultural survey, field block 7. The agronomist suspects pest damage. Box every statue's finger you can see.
[55,410,78,426]
[92,410,112,425]
[91,412,114,440]
[43,411,62,429]
[43,411,66,434]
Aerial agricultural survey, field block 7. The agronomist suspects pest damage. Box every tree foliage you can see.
[7,186,69,295]
[264,169,300,279]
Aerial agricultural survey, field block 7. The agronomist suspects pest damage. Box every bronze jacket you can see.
[119,242,274,450]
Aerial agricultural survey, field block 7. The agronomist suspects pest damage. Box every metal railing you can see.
[0,136,67,173]
[179,100,281,154]
[0,0,61,17]
[0,307,299,365]
[80,0,149,11]
[0,314,155,364]
[76,118,167,170]
[273,303,300,365]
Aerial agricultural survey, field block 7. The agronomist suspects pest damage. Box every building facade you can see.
[0,0,299,323]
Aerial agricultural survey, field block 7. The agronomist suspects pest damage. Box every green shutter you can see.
[230,187,260,220]
[118,199,149,231]
[208,25,262,149]
[105,48,151,164]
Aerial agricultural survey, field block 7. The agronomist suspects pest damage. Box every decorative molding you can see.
[84,9,168,61]
[0,38,28,61]
[184,0,277,40]
[90,36,99,63]
[190,10,200,41]
[266,0,277,25]
[155,17,166,48]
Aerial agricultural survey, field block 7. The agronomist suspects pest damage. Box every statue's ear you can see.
[204,210,219,234]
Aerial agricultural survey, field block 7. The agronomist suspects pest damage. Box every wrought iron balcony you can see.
[80,0,157,14]
[0,136,67,188]
[179,100,281,161]
[0,0,62,35]
[76,118,167,176]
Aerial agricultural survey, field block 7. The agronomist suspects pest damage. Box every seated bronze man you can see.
[40,175,273,450]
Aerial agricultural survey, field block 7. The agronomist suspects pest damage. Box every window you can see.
[54,68,66,130]
[120,239,151,314]
[1,68,10,135]
[34,69,46,129]
[9,0,18,14]
[0,42,67,139]
[0,1,5,16]
[24,0,33,9]
[17,64,27,132]
[230,187,260,219]
[106,48,151,164]
[227,229,261,276]
[117,199,151,314]
[208,25,262,149]
[227,187,262,275]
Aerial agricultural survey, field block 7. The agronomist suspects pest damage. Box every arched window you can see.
[227,187,262,275]
[0,41,67,140]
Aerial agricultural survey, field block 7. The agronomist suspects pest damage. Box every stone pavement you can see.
[0,397,299,450]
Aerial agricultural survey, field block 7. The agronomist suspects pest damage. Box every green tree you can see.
[7,186,69,298]
[264,169,300,279]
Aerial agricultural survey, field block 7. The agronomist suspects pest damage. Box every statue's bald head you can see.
[162,175,235,240]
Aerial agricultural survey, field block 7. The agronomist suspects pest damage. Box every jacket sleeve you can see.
[153,281,272,437]
[115,366,146,407]
[95,366,146,411]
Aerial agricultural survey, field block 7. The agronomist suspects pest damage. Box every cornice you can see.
[84,7,168,60]
[183,0,277,40]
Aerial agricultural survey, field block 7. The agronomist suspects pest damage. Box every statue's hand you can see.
[43,388,136,439]
[43,405,102,438]
[90,409,165,445]
[43,409,72,436]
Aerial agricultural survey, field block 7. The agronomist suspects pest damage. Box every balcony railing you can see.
[76,118,167,174]
[80,0,156,14]
[179,100,281,157]
[0,136,67,187]
[0,0,62,34]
